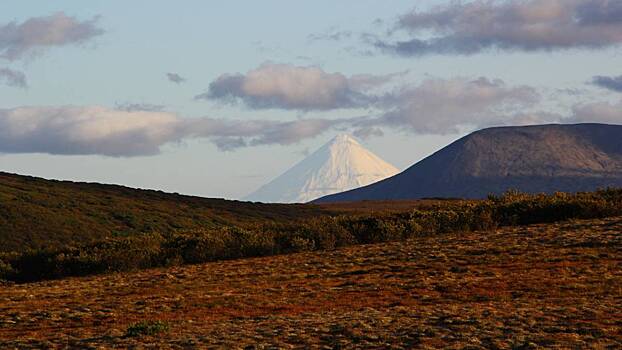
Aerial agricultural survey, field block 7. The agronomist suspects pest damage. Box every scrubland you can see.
[1,217,620,348]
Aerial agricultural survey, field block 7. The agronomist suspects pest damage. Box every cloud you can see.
[352,127,384,139]
[592,75,622,92]
[184,116,338,149]
[0,68,27,88]
[0,12,104,61]
[0,97,618,157]
[201,119,336,151]
[115,102,166,112]
[373,0,622,56]
[200,65,554,135]
[197,63,398,111]
[248,119,336,146]
[349,71,409,91]
[0,106,338,156]
[360,77,542,134]
[308,27,353,42]
[0,106,181,156]
[166,72,185,84]
[568,100,622,124]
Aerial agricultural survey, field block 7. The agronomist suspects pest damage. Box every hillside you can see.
[1,217,620,348]
[316,123,622,202]
[246,134,399,203]
[0,172,331,253]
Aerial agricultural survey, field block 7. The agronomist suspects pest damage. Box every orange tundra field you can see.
[1,217,620,349]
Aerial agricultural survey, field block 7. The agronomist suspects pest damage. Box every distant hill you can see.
[246,134,399,203]
[0,172,330,253]
[316,124,622,202]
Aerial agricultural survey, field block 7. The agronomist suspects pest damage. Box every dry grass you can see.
[1,217,620,348]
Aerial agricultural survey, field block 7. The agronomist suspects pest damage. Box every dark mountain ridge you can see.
[0,172,329,253]
[316,123,622,202]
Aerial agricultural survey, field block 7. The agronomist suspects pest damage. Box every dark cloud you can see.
[576,0,622,24]
[373,0,622,56]
[212,137,247,151]
[0,12,104,61]
[0,68,27,88]
[166,72,185,84]
[592,75,622,92]
[197,63,399,111]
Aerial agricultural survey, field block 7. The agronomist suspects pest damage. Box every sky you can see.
[0,0,621,199]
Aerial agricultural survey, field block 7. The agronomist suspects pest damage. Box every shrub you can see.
[338,216,405,244]
[4,189,622,283]
[164,231,230,264]
[0,258,14,280]
[125,320,169,337]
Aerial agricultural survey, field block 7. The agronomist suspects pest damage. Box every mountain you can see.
[315,123,622,202]
[0,172,332,253]
[245,134,400,203]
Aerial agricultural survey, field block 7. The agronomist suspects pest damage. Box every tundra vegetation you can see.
[2,187,621,282]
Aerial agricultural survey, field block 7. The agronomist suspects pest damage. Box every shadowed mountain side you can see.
[0,172,332,253]
[315,124,622,202]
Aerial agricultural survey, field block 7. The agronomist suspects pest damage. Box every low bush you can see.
[125,320,169,337]
[2,189,621,283]
[0,257,14,280]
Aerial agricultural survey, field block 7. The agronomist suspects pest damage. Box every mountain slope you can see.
[246,134,399,203]
[316,123,622,202]
[0,172,331,253]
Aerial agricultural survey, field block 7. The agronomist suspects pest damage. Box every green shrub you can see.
[125,320,169,337]
[4,189,622,283]
[0,258,14,280]
[164,231,230,264]
[232,227,277,257]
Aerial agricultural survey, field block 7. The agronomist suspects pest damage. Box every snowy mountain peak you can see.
[245,134,400,203]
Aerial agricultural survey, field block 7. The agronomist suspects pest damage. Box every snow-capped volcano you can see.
[245,134,399,203]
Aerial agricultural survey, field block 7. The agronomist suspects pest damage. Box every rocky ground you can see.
[1,217,621,349]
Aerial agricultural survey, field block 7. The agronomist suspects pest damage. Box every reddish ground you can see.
[1,217,621,349]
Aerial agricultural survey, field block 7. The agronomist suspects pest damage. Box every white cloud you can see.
[0,106,338,156]
[0,106,181,156]
[366,77,542,134]
[197,63,546,133]
[568,100,622,124]
[0,96,618,157]
[198,63,398,111]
